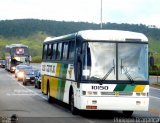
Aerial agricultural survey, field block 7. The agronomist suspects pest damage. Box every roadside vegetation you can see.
[0,19,160,70]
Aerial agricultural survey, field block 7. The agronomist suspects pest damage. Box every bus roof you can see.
[44,30,148,43]
[6,44,28,48]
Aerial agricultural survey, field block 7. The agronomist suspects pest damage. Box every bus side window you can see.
[62,42,69,60]
[83,43,91,67]
[47,44,52,60]
[68,41,75,59]
[75,39,82,82]
[56,43,62,60]
[52,43,57,60]
[42,44,47,60]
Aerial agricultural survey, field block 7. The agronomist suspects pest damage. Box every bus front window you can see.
[13,56,29,65]
[118,43,148,81]
[82,42,116,81]
[81,42,148,82]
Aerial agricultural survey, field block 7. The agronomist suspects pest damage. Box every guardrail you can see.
[149,76,160,84]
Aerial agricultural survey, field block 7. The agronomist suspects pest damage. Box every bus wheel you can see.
[70,92,78,115]
[123,111,133,117]
[38,82,41,89]
[47,85,52,103]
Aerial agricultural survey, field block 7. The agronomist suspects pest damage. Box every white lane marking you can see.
[6,72,47,100]
[7,93,37,96]
[6,72,14,79]
[16,80,47,100]
[150,96,160,100]
[150,86,160,91]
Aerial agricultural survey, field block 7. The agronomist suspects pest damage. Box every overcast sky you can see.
[0,0,160,28]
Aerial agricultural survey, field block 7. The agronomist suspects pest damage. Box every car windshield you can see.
[81,42,148,82]
[24,68,34,75]
[33,70,39,75]
[17,65,32,69]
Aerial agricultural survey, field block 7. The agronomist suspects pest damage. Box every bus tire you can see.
[38,82,41,89]
[70,92,78,115]
[23,81,27,85]
[47,84,52,103]
[123,111,133,117]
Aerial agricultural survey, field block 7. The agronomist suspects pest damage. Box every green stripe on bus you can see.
[123,84,136,92]
[114,84,127,91]
[57,79,61,100]
[114,84,136,92]
[59,79,66,101]
[57,64,68,100]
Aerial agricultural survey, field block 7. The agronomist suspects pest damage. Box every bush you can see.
[149,70,160,76]
[31,56,42,63]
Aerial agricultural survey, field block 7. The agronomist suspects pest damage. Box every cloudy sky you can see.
[0,0,160,28]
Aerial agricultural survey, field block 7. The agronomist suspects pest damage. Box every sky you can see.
[0,0,160,28]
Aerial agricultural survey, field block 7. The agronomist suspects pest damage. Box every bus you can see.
[5,44,30,72]
[41,30,149,116]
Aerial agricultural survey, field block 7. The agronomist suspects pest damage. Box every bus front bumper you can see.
[78,96,149,111]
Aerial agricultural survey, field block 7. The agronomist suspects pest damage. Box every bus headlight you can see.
[82,91,98,96]
[136,92,148,96]
[141,93,147,96]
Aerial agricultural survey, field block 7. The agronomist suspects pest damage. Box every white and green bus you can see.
[41,30,149,116]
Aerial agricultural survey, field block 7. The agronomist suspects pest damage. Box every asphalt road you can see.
[0,68,160,123]
[149,87,160,116]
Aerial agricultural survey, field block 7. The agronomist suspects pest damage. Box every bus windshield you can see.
[118,43,148,81]
[81,42,148,82]
[12,56,29,65]
[14,56,28,62]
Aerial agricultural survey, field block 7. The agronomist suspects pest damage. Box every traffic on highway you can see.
[0,30,160,123]
[0,64,160,123]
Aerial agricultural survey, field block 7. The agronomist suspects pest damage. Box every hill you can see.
[0,19,160,63]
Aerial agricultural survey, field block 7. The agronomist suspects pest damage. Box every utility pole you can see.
[100,0,103,29]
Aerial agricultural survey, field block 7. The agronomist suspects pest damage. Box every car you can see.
[15,64,32,79]
[21,68,36,85]
[0,60,5,68]
[34,70,41,89]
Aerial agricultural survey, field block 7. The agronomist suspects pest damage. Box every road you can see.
[0,68,160,123]
[149,87,160,116]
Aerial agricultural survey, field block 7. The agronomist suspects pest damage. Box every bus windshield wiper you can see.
[121,59,134,84]
[99,59,115,84]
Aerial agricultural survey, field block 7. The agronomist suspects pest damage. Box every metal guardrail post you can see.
[156,70,159,84]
